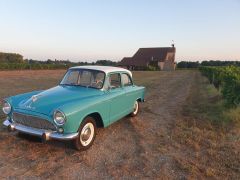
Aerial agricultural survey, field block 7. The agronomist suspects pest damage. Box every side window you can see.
[109,73,121,89]
[122,73,133,86]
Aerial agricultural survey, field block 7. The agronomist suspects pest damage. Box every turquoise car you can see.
[2,66,145,150]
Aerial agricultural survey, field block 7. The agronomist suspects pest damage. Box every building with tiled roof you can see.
[119,45,176,70]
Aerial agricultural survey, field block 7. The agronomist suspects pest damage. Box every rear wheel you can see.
[74,116,96,150]
[130,100,139,117]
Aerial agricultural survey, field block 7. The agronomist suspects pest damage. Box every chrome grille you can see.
[13,112,56,131]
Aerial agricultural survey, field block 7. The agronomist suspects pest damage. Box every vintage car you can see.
[2,66,145,150]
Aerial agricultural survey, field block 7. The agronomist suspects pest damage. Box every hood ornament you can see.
[31,95,41,102]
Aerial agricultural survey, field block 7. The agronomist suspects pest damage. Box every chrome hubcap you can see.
[80,123,94,146]
[81,128,91,141]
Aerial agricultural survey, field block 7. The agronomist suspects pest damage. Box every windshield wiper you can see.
[60,83,76,86]
[60,83,99,89]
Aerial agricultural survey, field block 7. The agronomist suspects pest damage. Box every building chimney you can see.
[171,40,175,48]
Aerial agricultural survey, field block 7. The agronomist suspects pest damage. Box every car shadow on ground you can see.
[16,132,75,150]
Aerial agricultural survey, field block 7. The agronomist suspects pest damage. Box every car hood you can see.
[16,85,104,115]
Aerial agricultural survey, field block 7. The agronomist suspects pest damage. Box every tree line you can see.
[177,60,240,69]
[0,52,118,70]
[0,52,239,70]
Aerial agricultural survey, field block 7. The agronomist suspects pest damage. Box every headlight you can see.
[2,101,11,115]
[53,110,66,125]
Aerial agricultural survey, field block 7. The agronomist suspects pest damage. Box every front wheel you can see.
[74,116,96,150]
[130,100,139,117]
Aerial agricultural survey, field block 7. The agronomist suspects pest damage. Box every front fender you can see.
[59,93,110,133]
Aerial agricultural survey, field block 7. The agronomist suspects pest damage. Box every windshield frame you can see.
[59,68,106,90]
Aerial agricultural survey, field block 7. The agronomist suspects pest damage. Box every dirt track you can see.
[0,70,212,178]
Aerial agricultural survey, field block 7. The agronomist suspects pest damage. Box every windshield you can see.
[60,69,105,89]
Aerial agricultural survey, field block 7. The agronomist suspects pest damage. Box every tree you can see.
[177,61,200,68]
[0,52,24,63]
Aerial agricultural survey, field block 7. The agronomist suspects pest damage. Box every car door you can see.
[107,73,128,123]
[121,73,136,112]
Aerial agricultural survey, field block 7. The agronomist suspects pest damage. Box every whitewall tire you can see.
[131,100,139,117]
[74,116,96,150]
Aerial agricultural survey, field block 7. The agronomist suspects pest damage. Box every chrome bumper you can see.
[3,119,78,141]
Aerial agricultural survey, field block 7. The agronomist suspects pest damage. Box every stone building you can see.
[119,45,176,70]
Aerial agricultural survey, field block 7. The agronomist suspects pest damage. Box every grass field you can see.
[0,70,239,179]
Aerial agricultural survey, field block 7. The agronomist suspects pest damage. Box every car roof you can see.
[69,65,132,77]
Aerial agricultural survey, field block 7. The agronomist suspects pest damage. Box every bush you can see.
[177,61,200,69]
[147,65,158,71]
[199,66,240,107]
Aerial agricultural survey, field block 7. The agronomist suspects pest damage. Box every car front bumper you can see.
[3,119,78,141]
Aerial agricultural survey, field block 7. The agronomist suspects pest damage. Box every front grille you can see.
[13,112,56,131]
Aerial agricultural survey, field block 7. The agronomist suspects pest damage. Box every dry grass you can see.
[0,70,239,179]
[171,72,240,179]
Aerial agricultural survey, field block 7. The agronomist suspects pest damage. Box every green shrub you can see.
[199,66,240,107]
[147,65,158,71]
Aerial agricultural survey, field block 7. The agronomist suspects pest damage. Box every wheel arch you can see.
[136,97,144,102]
[82,112,104,128]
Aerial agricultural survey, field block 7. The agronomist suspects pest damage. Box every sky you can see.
[0,0,239,62]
